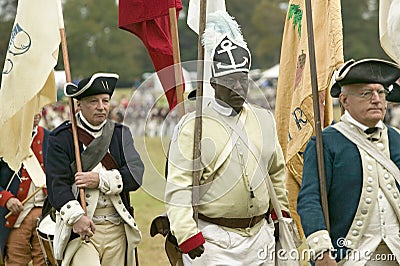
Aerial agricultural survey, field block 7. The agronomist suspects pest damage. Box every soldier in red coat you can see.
[0,113,49,265]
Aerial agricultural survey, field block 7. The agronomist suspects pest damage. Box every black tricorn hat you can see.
[64,73,119,100]
[330,58,400,102]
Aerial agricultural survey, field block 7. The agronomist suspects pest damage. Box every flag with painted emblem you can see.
[0,0,60,171]
[186,0,226,34]
[186,0,226,98]
[379,0,400,64]
[118,0,183,110]
[274,0,344,237]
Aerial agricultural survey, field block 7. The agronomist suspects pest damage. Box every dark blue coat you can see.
[46,121,144,240]
[0,128,49,261]
[297,125,400,261]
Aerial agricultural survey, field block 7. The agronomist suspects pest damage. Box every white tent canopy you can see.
[143,67,195,93]
[261,64,279,79]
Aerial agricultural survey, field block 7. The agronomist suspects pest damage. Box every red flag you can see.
[119,0,183,109]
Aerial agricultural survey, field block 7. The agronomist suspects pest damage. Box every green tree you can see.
[250,0,286,67]
[341,0,389,61]
[178,0,198,64]
[0,0,396,87]
[61,0,150,86]
[177,0,286,69]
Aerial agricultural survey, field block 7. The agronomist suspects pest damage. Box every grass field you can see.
[130,136,171,265]
[116,87,176,265]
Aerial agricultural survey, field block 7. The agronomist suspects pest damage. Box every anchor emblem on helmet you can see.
[216,39,249,70]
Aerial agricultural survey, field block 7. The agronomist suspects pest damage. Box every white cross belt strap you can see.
[332,122,400,185]
[219,113,283,216]
[22,148,46,187]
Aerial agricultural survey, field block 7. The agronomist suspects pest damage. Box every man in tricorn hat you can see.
[165,11,291,265]
[298,58,400,265]
[46,73,144,265]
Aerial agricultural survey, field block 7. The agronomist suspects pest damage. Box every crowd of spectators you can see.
[40,77,400,137]
[40,84,180,138]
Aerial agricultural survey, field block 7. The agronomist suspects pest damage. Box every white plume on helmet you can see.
[202,11,247,56]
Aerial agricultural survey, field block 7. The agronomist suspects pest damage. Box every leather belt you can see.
[198,213,265,228]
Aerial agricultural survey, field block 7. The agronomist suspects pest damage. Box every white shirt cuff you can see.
[98,168,123,195]
[306,230,334,261]
[59,200,85,225]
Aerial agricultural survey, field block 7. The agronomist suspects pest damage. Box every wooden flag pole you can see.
[192,0,207,223]
[305,0,330,231]
[169,4,185,119]
[56,0,86,214]
[5,186,45,219]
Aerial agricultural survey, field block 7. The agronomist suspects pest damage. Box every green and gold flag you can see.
[274,0,344,237]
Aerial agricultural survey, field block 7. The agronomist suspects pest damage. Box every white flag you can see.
[187,0,226,34]
[379,0,400,64]
[0,0,60,171]
[186,0,227,101]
